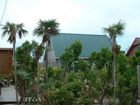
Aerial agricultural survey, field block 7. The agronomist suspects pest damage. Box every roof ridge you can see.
[60,33,106,36]
[136,37,140,39]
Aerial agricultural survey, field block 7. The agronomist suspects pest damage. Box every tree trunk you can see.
[99,89,107,105]
[20,81,26,105]
[112,37,116,105]
[131,89,137,105]
[45,43,49,81]
[37,60,40,104]
[112,38,116,105]
[64,63,68,83]
[13,41,19,105]
[113,54,116,105]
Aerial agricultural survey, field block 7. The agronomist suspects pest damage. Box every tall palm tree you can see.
[1,22,27,105]
[103,21,125,105]
[33,19,60,81]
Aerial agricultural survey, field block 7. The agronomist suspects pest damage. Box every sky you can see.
[0,0,140,51]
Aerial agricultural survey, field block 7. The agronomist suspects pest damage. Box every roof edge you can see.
[0,48,13,50]
[126,38,137,56]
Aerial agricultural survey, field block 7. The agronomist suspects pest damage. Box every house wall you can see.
[56,59,61,67]
[55,58,88,68]
[127,45,140,57]
[127,38,140,57]
[128,47,137,57]
[0,49,13,79]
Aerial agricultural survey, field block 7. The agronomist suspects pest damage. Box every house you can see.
[0,48,13,79]
[48,33,112,66]
[126,37,140,57]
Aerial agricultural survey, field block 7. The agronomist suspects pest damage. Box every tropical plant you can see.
[1,22,27,105]
[103,20,125,104]
[33,19,60,81]
[61,41,82,71]
[89,48,113,70]
[16,70,30,104]
[61,47,73,72]
[89,48,113,104]
[103,21,125,55]
[16,40,45,104]
[70,41,82,61]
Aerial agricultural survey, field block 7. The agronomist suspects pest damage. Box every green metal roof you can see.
[51,33,111,58]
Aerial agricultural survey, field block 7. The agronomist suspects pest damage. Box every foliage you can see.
[70,40,82,61]
[116,52,137,105]
[61,48,73,71]
[1,22,27,43]
[1,20,138,105]
[33,19,59,38]
[89,48,112,69]
[40,69,93,105]
[61,41,83,71]
[37,68,46,82]
[16,41,39,73]
[14,39,139,105]
[16,41,45,104]
[103,21,125,39]
[1,22,28,105]
[33,19,60,81]
[103,21,126,105]
[75,59,90,71]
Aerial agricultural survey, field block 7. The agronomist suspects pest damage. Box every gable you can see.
[126,38,140,57]
[51,33,112,58]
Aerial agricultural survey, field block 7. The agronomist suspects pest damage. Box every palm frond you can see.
[17,70,30,80]
[1,30,8,38]
[1,22,11,37]
[114,20,125,36]
[103,27,116,39]
[103,20,125,39]
[16,23,28,39]
[33,19,45,36]
[1,22,16,43]
[1,22,27,43]
[7,36,13,43]
[34,19,60,35]
[33,19,60,43]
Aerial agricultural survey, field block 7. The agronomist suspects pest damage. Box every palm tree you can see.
[33,19,60,81]
[16,70,30,105]
[1,22,27,105]
[103,21,125,105]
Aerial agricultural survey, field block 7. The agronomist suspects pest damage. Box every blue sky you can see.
[0,0,140,51]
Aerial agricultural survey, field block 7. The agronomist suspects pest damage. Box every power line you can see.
[0,0,8,25]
